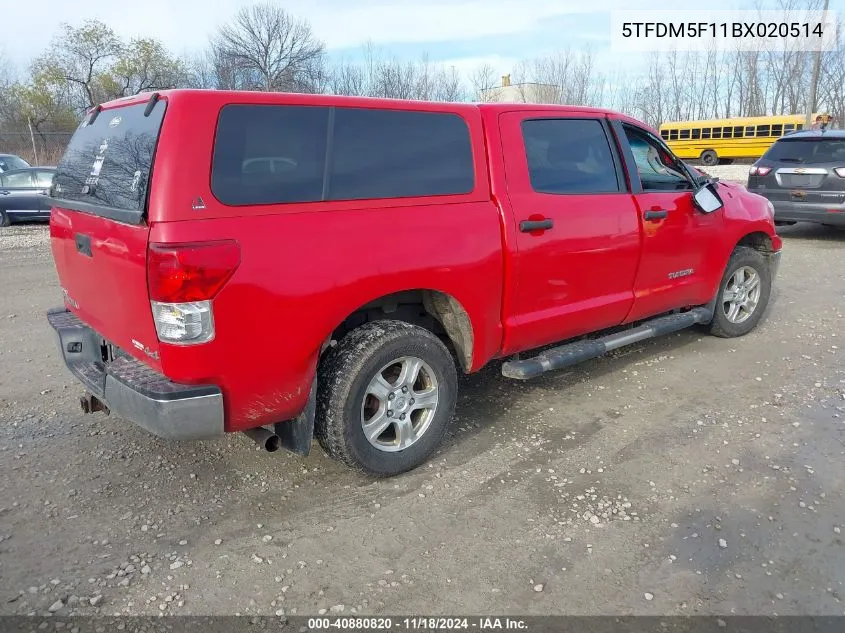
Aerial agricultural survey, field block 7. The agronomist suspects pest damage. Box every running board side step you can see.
[501,307,713,380]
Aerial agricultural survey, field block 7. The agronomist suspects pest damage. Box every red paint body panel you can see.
[48,90,781,436]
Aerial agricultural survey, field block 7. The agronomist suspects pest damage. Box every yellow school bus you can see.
[659,114,822,166]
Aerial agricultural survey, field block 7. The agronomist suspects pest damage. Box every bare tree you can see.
[182,52,217,89]
[213,2,325,92]
[0,48,14,88]
[328,60,367,96]
[635,53,667,128]
[324,43,466,102]
[433,66,465,102]
[468,63,498,102]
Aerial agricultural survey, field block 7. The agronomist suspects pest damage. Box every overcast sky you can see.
[3,0,843,79]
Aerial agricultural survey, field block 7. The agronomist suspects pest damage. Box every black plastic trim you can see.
[502,307,712,380]
[45,197,145,226]
[106,357,221,402]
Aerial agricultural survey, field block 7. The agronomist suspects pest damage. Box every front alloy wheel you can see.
[709,246,772,338]
[721,266,761,324]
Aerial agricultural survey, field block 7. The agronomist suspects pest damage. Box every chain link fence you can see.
[0,132,73,167]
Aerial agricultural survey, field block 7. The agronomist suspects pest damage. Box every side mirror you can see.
[692,182,723,214]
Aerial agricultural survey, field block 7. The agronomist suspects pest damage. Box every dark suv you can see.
[747,129,845,228]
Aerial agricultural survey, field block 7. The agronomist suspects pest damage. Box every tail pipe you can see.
[243,426,282,452]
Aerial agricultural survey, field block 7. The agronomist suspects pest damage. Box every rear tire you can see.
[316,320,458,477]
[701,150,718,166]
[709,246,772,338]
[0,212,9,228]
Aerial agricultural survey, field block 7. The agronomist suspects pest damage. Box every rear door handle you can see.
[520,219,554,232]
[0,190,9,195]
[643,209,668,221]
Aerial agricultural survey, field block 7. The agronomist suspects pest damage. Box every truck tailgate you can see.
[50,208,160,369]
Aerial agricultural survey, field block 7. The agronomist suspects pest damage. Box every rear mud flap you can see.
[275,378,316,456]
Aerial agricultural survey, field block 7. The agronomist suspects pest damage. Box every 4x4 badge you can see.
[191,196,206,210]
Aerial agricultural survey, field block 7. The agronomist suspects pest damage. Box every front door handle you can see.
[0,190,9,196]
[520,219,554,232]
[643,209,668,221]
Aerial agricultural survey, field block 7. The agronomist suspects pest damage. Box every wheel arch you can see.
[736,230,775,254]
[329,289,475,373]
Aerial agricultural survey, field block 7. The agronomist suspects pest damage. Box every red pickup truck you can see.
[46,90,782,476]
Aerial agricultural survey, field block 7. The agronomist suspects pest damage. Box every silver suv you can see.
[746,129,845,228]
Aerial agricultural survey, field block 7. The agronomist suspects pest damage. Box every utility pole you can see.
[805,0,830,128]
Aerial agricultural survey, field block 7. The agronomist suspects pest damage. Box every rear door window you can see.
[521,119,620,194]
[52,100,166,222]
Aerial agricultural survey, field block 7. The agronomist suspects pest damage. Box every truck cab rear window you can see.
[211,105,474,206]
[52,100,166,221]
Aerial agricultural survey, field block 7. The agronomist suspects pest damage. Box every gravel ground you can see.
[700,164,752,183]
[1,221,844,618]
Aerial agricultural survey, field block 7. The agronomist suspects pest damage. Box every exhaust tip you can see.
[265,434,281,452]
[243,426,282,452]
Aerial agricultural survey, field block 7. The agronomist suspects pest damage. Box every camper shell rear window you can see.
[51,98,167,224]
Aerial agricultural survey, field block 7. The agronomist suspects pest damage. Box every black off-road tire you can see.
[709,246,772,338]
[0,212,10,228]
[315,320,458,477]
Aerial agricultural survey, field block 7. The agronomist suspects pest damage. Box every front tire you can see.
[0,211,10,228]
[709,246,772,338]
[316,320,458,477]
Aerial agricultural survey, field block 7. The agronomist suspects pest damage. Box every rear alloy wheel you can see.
[700,150,718,166]
[316,320,457,476]
[709,246,772,338]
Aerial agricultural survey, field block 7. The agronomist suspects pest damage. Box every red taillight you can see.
[147,241,240,303]
[834,167,845,177]
[749,165,772,176]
